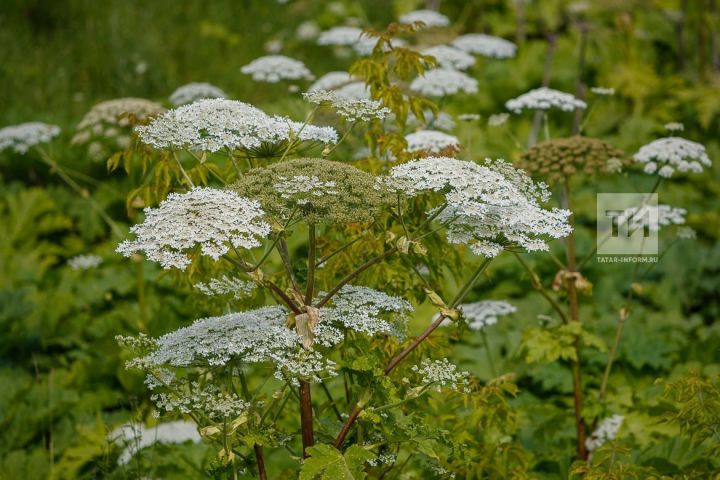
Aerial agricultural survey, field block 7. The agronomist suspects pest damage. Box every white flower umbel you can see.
[488,113,510,127]
[194,274,256,299]
[334,82,372,100]
[664,122,684,132]
[317,26,364,46]
[506,87,586,113]
[385,158,572,257]
[308,71,355,92]
[421,45,475,70]
[135,99,337,153]
[316,285,413,345]
[586,414,624,452]
[0,122,61,153]
[240,55,314,83]
[590,86,615,96]
[117,188,270,270]
[407,110,456,131]
[110,421,200,466]
[68,254,103,270]
[459,300,516,330]
[169,82,226,106]
[303,90,390,122]
[633,137,711,177]
[149,383,250,419]
[74,98,165,133]
[405,130,461,154]
[451,33,517,59]
[398,9,450,28]
[410,69,478,97]
[411,358,470,393]
[618,204,686,233]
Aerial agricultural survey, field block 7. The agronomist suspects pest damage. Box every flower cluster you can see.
[385,158,572,257]
[308,71,355,92]
[664,122,684,132]
[519,136,626,183]
[150,382,250,419]
[590,86,615,96]
[169,82,226,106]
[586,414,624,452]
[240,55,313,82]
[459,300,516,330]
[316,285,413,345]
[618,204,686,233]
[194,274,256,299]
[451,33,517,58]
[505,87,587,113]
[407,110,456,131]
[334,82,372,100]
[135,99,337,153]
[303,90,390,122]
[0,122,61,153]
[72,98,165,160]
[421,45,475,70]
[317,26,363,46]
[117,187,270,270]
[411,358,470,393]
[633,137,711,177]
[398,9,450,28]
[232,158,385,225]
[67,254,103,270]
[109,421,200,466]
[405,130,461,154]
[410,69,479,97]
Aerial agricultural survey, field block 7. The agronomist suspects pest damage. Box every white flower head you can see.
[385,158,572,257]
[590,86,615,96]
[195,274,256,299]
[633,137,711,177]
[0,122,61,153]
[399,9,450,28]
[459,300,516,330]
[421,45,476,70]
[68,254,103,270]
[308,71,355,92]
[505,87,587,113]
[169,82,226,106]
[135,99,337,153]
[303,90,390,122]
[117,187,270,270]
[586,415,624,452]
[408,110,457,131]
[240,55,314,83]
[296,21,320,40]
[411,358,470,393]
[317,26,364,46]
[405,130,461,154]
[410,69,478,97]
[488,113,510,127]
[334,82,372,100]
[451,33,517,58]
[664,122,684,132]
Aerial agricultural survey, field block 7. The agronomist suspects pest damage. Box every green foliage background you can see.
[1,0,719,478]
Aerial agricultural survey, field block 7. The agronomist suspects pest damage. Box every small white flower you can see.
[459,300,516,330]
[618,204,686,233]
[0,122,61,153]
[633,137,711,177]
[586,415,624,452]
[303,90,390,122]
[308,71,355,92]
[195,274,256,299]
[411,358,470,392]
[333,81,372,100]
[317,26,364,46]
[410,69,478,97]
[407,110,457,131]
[590,86,615,96]
[451,33,517,58]
[240,55,314,83]
[67,254,103,270]
[506,87,587,113]
[457,113,481,122]
[398,9,450,28]
[664,122,684,132]
[169,82,226,106]
[421,45,476,70]
[296,21,320,40]
[117,187,271,270]
[488,113,510,127]
[405,130,460,153]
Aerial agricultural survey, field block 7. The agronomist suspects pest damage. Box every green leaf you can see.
[300,444,373,480]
